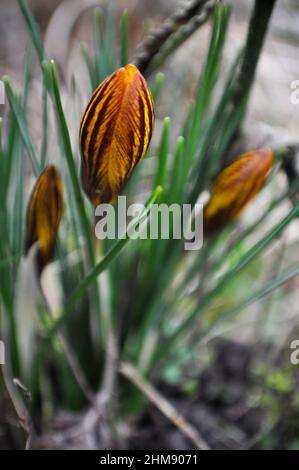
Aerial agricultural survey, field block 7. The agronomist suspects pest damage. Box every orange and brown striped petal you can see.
[204,148,273,235]
[79,64,154,205]
[25,165,63,273]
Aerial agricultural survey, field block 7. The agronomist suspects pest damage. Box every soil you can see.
[1,338,298,450]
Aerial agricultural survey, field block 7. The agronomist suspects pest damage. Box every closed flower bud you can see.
[25,165,63,273]
[204,149,273,234]
[79,64,154,205]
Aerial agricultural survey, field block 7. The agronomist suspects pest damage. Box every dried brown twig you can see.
[134,0,215,77]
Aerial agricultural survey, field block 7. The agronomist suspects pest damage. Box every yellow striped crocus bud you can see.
[79,64,154,205]
[25,165,63,273]
[204,149,273,235]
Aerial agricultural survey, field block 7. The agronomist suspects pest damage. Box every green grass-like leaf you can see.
[49,185,163,335]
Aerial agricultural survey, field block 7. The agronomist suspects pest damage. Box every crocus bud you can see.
[204,149,273,234]
[79,64,154,205]
[25,165,63,273]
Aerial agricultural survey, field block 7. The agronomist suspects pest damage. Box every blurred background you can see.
[1,0,299,133]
